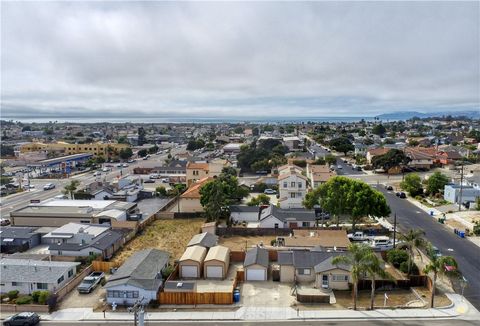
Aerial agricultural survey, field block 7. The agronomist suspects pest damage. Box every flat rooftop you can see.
[40,199,117,210]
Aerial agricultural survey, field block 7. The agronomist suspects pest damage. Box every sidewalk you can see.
[15,294,477,322]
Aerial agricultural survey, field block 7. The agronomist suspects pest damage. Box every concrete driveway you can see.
[57,283,106,310]
[240,282,295,307]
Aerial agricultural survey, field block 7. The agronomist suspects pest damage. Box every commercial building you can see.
[17,142,129,158]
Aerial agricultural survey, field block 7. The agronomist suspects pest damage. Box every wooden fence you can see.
[0,304,50,313]
[158,291,234,305]
[54,264,93,301]
[92,260,120,273]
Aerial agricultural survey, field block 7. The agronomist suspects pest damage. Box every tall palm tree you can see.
[363,251,395,310]
[332,243,372,310]
[63,180,80,199]
[424,244,458,308]
[398,229,426,276]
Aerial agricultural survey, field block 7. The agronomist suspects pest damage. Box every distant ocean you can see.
[3,116,376,124]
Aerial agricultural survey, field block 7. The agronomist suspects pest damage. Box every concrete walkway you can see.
[15,294,477,322]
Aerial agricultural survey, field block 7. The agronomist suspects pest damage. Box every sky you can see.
[1,1,479,119]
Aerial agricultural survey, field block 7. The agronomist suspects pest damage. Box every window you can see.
[302,222,310,227]
[57,276,65,284]
[37,283,48,290]
[332,274,349,282]
[274,223,279,228]
[12,282,18,286]
[283,182,287,188]
[290,193,296,198]
[297,192,302,197]
[68,269,74,277]
[298,182,302,188]
[290,182,296,187]
[297,268,311,275]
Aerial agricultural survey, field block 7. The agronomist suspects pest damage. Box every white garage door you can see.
[181,265,198,278]
[206,266,223,278]
[246,268,265,281]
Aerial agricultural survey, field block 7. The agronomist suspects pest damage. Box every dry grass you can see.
[333,289,417,309]
[412,287,452,308]
[111,218,205,264]
[445,219,467,231]
[219,235,276,251]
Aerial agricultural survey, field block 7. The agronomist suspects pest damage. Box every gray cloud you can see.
[1,1,479,119]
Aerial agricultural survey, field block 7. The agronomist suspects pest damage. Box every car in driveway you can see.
[264,189,277,194]
[43,183,55,190]
[3,312,40,326]
[0,218,11,226]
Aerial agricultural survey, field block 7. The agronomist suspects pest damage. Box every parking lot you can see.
[240,282,295,307]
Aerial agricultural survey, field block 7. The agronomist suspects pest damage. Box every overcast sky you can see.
[1,1,479,119]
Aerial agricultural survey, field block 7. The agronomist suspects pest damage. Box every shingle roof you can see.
[204,245,230,263]
[314,256,351,273]
[0,227,38,240]
[48,230,124,251]
[277,251,293,265]
[105,249,169,291]
[277,250,343,269]
[244,247,269,268]
[229,205,260,213]
[179,245,207,263]
[260,205,316,222]
[187,232,218,248]
[0,258,79,284]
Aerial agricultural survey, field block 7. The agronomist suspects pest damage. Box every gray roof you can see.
[105,249,169,291]
[0,258,79,284]
[260,205,316,222]
[244,247,269,268]
[0,227,38,240]
[277,250,343,269]
[229,205,260,213]
[187,232,218,248]
[48,230,124,252]
[164,280,195,291]
[277,251,293,265]
[314,256,351,273]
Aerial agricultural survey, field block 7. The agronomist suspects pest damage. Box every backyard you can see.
[111,218,205,264]
[219,235,276,251]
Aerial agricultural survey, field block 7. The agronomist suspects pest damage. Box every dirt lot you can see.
[219,236,276,251]
[412,287,452,307]
[112,218,205,264]
[333,289,418,309]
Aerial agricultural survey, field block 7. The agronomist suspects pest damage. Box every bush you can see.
[387,249,409,268]
[270,239,276,246]
[31,291,41,303]
[473,221,480,236]
[7,290,19,300]
[38,291,51,305]
[399,261,419,275]
[161,265,175,279]
[16,295,33,305]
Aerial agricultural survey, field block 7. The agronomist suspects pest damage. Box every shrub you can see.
[161,265,175,279]
[7,290,19,300]
[38,291,51,305]
[399,261,419,275]
[473,221,480,236]
[31,291,41,303]
[387,249,409,268]
[16,295,33,305]
[270,239,276,246]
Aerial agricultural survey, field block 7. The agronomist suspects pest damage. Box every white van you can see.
[149,173,159,179]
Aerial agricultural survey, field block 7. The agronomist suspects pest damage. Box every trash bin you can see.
[233,289,240,303]
[438,218,445,224]
[459,231,465,238]
[430,211,434,216]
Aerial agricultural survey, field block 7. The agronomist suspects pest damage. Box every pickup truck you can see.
[347,231,373,242]
[77,271,105,294]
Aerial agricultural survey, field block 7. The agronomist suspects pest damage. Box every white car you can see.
[337,165,343,169]
[102,167,110,172]
[122,163,129,168]
[116,163,122,167]
[43,183,55,190]
[93,171,101,176]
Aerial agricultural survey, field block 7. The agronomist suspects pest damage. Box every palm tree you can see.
[398,229,426,276]
[332,243,372,310]
[424,245,458,308]
[63,180,80,199]
[363,251,395,310]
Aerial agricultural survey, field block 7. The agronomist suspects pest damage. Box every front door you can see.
[322,274,329,288]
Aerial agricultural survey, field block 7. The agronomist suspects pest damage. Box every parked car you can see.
[143,179,155,183]
[102,167,110,172]
[116,163,122,167]
[0,218,11,226]
[3,312,40,326]
[54,194,68,199]
[43,183,55,190]
[396,192,406,198]
[122,163,129,168]
[127,159,135,163]
[22,184,35,190]
[77,271,105,294]
[93,171,101,177]
[337,165,343,169]
[264,189,277,194]
[142,156,149,160]
[385,185,393,191]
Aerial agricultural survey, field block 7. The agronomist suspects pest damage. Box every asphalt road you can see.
[37,320,480,325]
[375,186,480,309]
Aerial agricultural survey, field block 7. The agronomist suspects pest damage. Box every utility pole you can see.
[393,213,397,249]
[128,299,145,326]
[458,161,464,212]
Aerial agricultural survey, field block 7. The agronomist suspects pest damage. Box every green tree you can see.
[364,250,394,310]
[329,137,354,155]
[371,149,410,171]
[63,180,80,199]
[325,154,337,166]
[303,177,390,230]
[424,244,458,308]
[138,149,148,157]
[247,194,271,206]
[332,243,372,310]
[119,148,133,160]
[187,139,205,151]
[314,157,326,165]
[400,173,423,196]
[0,144,15,157]
[372,124,386,136]
[95,156,106,164]
[233,126,244,134]
[117,136,129,144]
[155,186,167,197]
[398,229,426,276]
[426,172,449,196]
[137,127,146,146]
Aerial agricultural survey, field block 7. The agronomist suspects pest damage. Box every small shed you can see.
[244,247,269,281]
[203,245,231,279]
[187,232,218,248]
[179,245,207,278]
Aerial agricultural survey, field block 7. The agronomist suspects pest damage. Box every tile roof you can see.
[180,177,212,199]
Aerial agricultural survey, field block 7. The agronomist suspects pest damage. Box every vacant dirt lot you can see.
[219,236,276,251]
[112,218,205,264]
[334,289,417,309]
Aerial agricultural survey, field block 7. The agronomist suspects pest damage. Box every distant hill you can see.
[376,110,480,120]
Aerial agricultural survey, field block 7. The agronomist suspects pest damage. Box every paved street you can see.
[375,186,480,310]
[38,319,480,325]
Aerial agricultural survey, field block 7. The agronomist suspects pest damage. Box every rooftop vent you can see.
[176,282,183,288]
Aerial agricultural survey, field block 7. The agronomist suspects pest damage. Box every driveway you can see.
[240,282,295,307]
[57,282,106,310]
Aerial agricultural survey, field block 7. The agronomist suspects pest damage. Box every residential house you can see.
[229,205,260,223]
[259,204,318,228]
[366,148,389,164]
[283,136,301,151]
[444,184,480,205]
[186,160,230,186]
[306,164,336,189]
[105,249,170,305]
[404,147,435,170]
[0,227,41,254]
[278,165,308,209]
[169,177,212,213]
[244,247,269,281]
[0,258,79,294]
[44,223,124,259]
[277,229,350,251]
[436,151,462,166]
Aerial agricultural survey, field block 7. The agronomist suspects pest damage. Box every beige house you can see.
[366,147,389,164]
[170,177,212,213]
[306,164,337,188]
[314,256,351,290]
[179,245,207,279]
[203,245,230,279]
[186,159,231,186]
